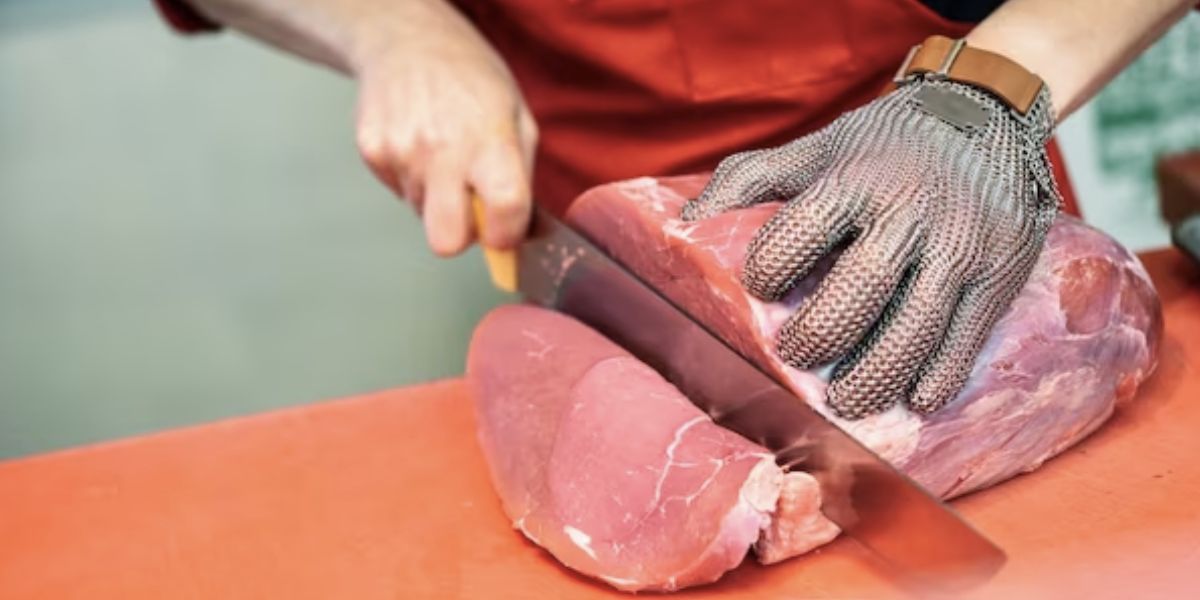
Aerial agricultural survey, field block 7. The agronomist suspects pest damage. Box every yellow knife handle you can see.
[471,195,518,293]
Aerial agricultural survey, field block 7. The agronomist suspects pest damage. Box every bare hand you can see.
[352,7,536,256]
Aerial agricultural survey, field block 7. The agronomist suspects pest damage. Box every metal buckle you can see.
[934,39,966,79]
[892,45,920,84]
[894,38,967,85]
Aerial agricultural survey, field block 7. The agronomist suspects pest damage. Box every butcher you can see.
[154,0,1193,414]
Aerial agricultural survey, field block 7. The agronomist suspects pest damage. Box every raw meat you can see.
[566,175,1161,498]
[467,305,838,592]
[466,175,1161,591]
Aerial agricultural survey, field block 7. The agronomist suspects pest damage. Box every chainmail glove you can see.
[682,76,1061,419]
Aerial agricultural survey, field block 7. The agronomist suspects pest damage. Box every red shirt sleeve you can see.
[152,0,222,34]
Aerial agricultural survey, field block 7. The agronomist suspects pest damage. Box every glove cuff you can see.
[893,35,1046,117]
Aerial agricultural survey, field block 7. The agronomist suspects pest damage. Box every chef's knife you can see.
[474,201,1006,588]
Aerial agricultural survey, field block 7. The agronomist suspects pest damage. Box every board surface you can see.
[1,250,1197,599]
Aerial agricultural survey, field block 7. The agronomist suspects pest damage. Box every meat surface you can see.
[466,175,1161,591]
[567,175,1161,498]
[467,305,838,592]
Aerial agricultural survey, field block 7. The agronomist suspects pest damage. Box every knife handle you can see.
[471,195,518,293]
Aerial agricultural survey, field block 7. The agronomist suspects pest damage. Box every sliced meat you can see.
[467,305,838,591]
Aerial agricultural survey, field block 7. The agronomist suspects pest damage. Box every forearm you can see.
[967,0,1195,121]
[183,0,477,76]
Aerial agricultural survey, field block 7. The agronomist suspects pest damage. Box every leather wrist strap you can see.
[890,35,1044,116]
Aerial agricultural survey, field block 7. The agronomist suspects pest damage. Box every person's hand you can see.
[682,78,1061,419]
[352,4,537,256]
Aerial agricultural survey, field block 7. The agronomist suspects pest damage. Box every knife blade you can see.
[495,206,1005,588]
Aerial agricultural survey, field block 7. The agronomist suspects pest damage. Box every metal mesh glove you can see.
[682,77,1061,420]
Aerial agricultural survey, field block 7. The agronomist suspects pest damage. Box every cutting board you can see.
[1,250,1197,599]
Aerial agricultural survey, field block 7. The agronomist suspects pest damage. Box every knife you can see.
[473,198,1006,588]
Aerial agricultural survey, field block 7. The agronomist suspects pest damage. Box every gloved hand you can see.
[682,77,1061,419]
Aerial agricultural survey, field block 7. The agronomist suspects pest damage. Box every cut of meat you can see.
[566,176,1161,499]
[466,175,1161,591]
[466,305,838,591]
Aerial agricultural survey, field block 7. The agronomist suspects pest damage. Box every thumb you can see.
[684,129,832,222]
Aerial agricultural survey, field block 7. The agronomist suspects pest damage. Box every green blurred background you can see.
[0,1,1197,458]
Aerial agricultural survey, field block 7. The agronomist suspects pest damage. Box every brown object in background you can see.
[1156,150,1200,226]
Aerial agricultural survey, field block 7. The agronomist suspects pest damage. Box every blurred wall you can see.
[0,2,1197,458]
[1061,11,1200,250]
[0,0,508,458]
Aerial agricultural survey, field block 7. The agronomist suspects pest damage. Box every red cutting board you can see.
[1,250,1197,599]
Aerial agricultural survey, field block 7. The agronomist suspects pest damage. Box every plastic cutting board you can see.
[1,249,1197,599]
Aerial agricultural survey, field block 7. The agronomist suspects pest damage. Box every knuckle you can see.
[475,143,528,195]
[788,305,859,361]
[356,129,387,166]
[477,179,528,219]
[482,197,530,240]
[489,193,529,222]
[358,131,420,171]
[777,313,832,368]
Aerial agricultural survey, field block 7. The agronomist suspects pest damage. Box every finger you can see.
[682,129,830,221]
[776,203,923,369]
[516,107,539,176]
[399,148,433,216]
[357,104,426,216]
[356,114,404,198]
[825,263,964,420]
[740,186,857,301]
[423,155,473,257]
[402,176,424,216]
[468,138,532,249]
[907,247,1039,414]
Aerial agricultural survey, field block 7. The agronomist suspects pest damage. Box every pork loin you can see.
[466,175,1161,591]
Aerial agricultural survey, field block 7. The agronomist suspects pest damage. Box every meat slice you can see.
[466,175,1161,591]
[566,175,1161,499]
[467,305,838,591]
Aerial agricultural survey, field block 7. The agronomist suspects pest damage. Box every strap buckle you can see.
[892,45,920,85]
[893,38,967,85]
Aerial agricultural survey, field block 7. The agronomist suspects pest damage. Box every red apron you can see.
[155,0,1080,217]
[453,0,1080,216]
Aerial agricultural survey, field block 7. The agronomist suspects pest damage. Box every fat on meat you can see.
[466,175,1161,591]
